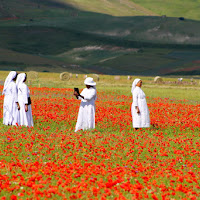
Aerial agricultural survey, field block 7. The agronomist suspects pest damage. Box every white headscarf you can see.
[131,78,141,94]
[16,73,26,89]
[2,71,17,95]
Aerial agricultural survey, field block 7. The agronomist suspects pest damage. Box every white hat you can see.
[84,77,96,86]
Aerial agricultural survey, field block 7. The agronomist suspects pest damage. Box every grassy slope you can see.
[59,0,156,16]
[132,0,200,21]
[0,0,199,75]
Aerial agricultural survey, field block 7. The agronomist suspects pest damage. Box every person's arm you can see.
[78,94,84,99]
[82,89,96,101]
[21,84,29,112]
[135,106,140,114]
[133,90,140,114]
[74,90,83,100]
[12,83,20,110]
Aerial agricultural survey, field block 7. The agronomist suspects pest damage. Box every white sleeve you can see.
[21,84,28,104]
[132,90,138,107]
[77,89,85,100]
[84,89,96,101]
[11,83,18,103]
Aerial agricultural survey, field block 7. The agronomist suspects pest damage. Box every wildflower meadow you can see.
[0,78,199,199]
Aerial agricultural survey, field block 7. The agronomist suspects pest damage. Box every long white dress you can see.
[18,82,34,127]
[3,81,19,125]
[131,87,150,128]
[75,87,97,132]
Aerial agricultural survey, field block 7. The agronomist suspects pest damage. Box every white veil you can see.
[131,78,141,94]
[2,71,17,95]
[16,73,26,89]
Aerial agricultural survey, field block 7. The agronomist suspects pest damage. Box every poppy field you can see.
[0,85,200,199]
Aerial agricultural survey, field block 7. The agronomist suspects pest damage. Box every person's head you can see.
[23,73,27,82]
[8,71,17,81]
[86,85,91,89]
[131,78,142,94]
[136,80,142,87]
[2,71,18,95]
[13,72,18,81]
[84,77,96,88]
[16,73,27,87]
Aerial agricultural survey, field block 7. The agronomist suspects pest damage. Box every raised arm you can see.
[80,88,96,101]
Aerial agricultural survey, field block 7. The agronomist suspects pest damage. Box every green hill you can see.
[59,0,156,16]
[0,0,200,75]
[132,0,200,21]
[0,0,156,19]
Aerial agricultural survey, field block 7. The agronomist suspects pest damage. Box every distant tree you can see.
[179,17,185,21]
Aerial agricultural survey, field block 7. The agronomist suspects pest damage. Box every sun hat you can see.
[84,77,96,86]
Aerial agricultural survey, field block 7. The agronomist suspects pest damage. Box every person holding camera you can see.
[74,77,97,132]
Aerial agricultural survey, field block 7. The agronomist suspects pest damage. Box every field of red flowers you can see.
[0,86,199,199]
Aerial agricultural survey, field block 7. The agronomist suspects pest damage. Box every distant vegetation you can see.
[61,0,156,16]
[0,0,199,75]
[132,0,200,21]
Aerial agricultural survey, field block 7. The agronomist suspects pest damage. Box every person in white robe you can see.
[16,73,34,127]
[131,78,150,130]
[2,71,20,125]
[74,77,97,132]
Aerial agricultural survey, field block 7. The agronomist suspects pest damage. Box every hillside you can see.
[0,0,156,19]
[59,0,156,16]
[1,0,200,21]
[132,0,200,21]
[0,0,199,75]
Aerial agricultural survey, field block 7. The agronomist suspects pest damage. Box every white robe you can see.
[75,87,97,132]
[3,81,19,125]
[131,87,150,128]
[18,83,33,127]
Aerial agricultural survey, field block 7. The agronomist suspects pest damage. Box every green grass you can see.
[0,73,199,199]
[2,0,200,20]
[60,0,156,16]
[132,0,200,21]
[1,71,199,102]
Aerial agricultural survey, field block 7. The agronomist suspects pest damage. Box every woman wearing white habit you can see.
[2,71,20,125]
[16,73,34,127]
[74,77,97,132]
[131,78,150,130]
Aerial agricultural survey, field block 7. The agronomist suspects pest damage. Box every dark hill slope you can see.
[0,0,200,75]
[132,0,200,21]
